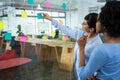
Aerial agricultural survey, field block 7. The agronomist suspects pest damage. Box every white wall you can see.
[66,0,105,29]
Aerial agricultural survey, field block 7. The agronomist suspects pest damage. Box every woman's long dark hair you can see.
[99,1,120,37]
[84,13,98,33]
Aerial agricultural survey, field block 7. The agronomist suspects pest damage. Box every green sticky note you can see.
[28,0,34,4]
[37,13,43,19]
[68,37,72,42]
[61,3,67,9]
[4,33,12,40]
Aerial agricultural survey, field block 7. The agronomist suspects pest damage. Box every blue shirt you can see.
[79,44,120,80]
[52,20,103,80]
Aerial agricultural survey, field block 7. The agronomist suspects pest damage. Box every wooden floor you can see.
[0,59,75,80]
[0,47,76,80]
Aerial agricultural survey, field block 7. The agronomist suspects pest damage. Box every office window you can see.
[51,12,59,17]
[59,13,65,17]
[37,11,66,35]
[1,8,66,35]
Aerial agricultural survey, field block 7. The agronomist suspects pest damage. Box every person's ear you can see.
[100,26,106,33]
[89,28,95,33]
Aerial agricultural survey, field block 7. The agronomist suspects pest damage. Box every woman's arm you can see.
[77,35,87,66]
[43,13,85,40]
[80,48,85,66]
[78,35,99,80]
[78,45,108,80]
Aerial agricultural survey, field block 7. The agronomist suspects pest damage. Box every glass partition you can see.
[0,1,76,80]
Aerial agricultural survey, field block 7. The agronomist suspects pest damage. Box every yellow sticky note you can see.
[51,32,55,38]
[0,21,5,30]
[62,36,66,41]
[59,19,64,24]
[44,35,48,40]
[21,10,27,18]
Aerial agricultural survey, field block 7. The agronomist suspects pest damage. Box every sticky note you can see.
[43,35,48,40]
[20,35,27,42]
[4,33,12,40]
[65,35,68,40]
[59,19,64,24]
[28,0,34,4]
[21,10,27,18]
[68,37,72,42]
[61,3,67,9]
[37,13,43,19]
[0,21,5,30]
[66,26,69,28]
[62,36,66,41]
[45,2,51,8]
[51,32,55,38]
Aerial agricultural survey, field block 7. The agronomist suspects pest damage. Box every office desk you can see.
[17,38,75,71]
[27,38,75,48]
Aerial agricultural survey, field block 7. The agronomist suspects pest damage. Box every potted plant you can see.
[16,24,24,36]
[16,25,27,41]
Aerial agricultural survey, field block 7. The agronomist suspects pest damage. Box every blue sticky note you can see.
[28,0,34,4]
[4,33,12,40]
[37,13,43,19]
[61,3,67,9]
[66,26,69,28]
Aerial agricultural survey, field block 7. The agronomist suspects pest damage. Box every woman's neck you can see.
[87,32,97,41]
[103,32,120,43]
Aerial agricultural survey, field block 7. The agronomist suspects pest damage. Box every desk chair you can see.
[0,58,32,70]
[0,58,32,80]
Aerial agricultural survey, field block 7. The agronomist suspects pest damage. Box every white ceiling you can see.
[0,0,78,10]
[0,0,106,12]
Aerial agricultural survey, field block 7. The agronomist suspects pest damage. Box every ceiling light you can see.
[37,4,43,10]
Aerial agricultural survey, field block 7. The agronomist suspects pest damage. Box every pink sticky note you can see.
[45,2,51,8]
[65,35,68,40]
[20,36,27,42]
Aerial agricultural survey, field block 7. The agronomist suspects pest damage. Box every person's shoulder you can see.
[91,44,108,57]
[96,44,107,48]
[93,44,107,53]
[94,44,114,55]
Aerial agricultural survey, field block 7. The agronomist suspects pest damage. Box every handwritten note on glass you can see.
[38,22,49,34]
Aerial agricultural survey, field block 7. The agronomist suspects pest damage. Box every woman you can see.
[43,13,103,80]
[78,1,120,80]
